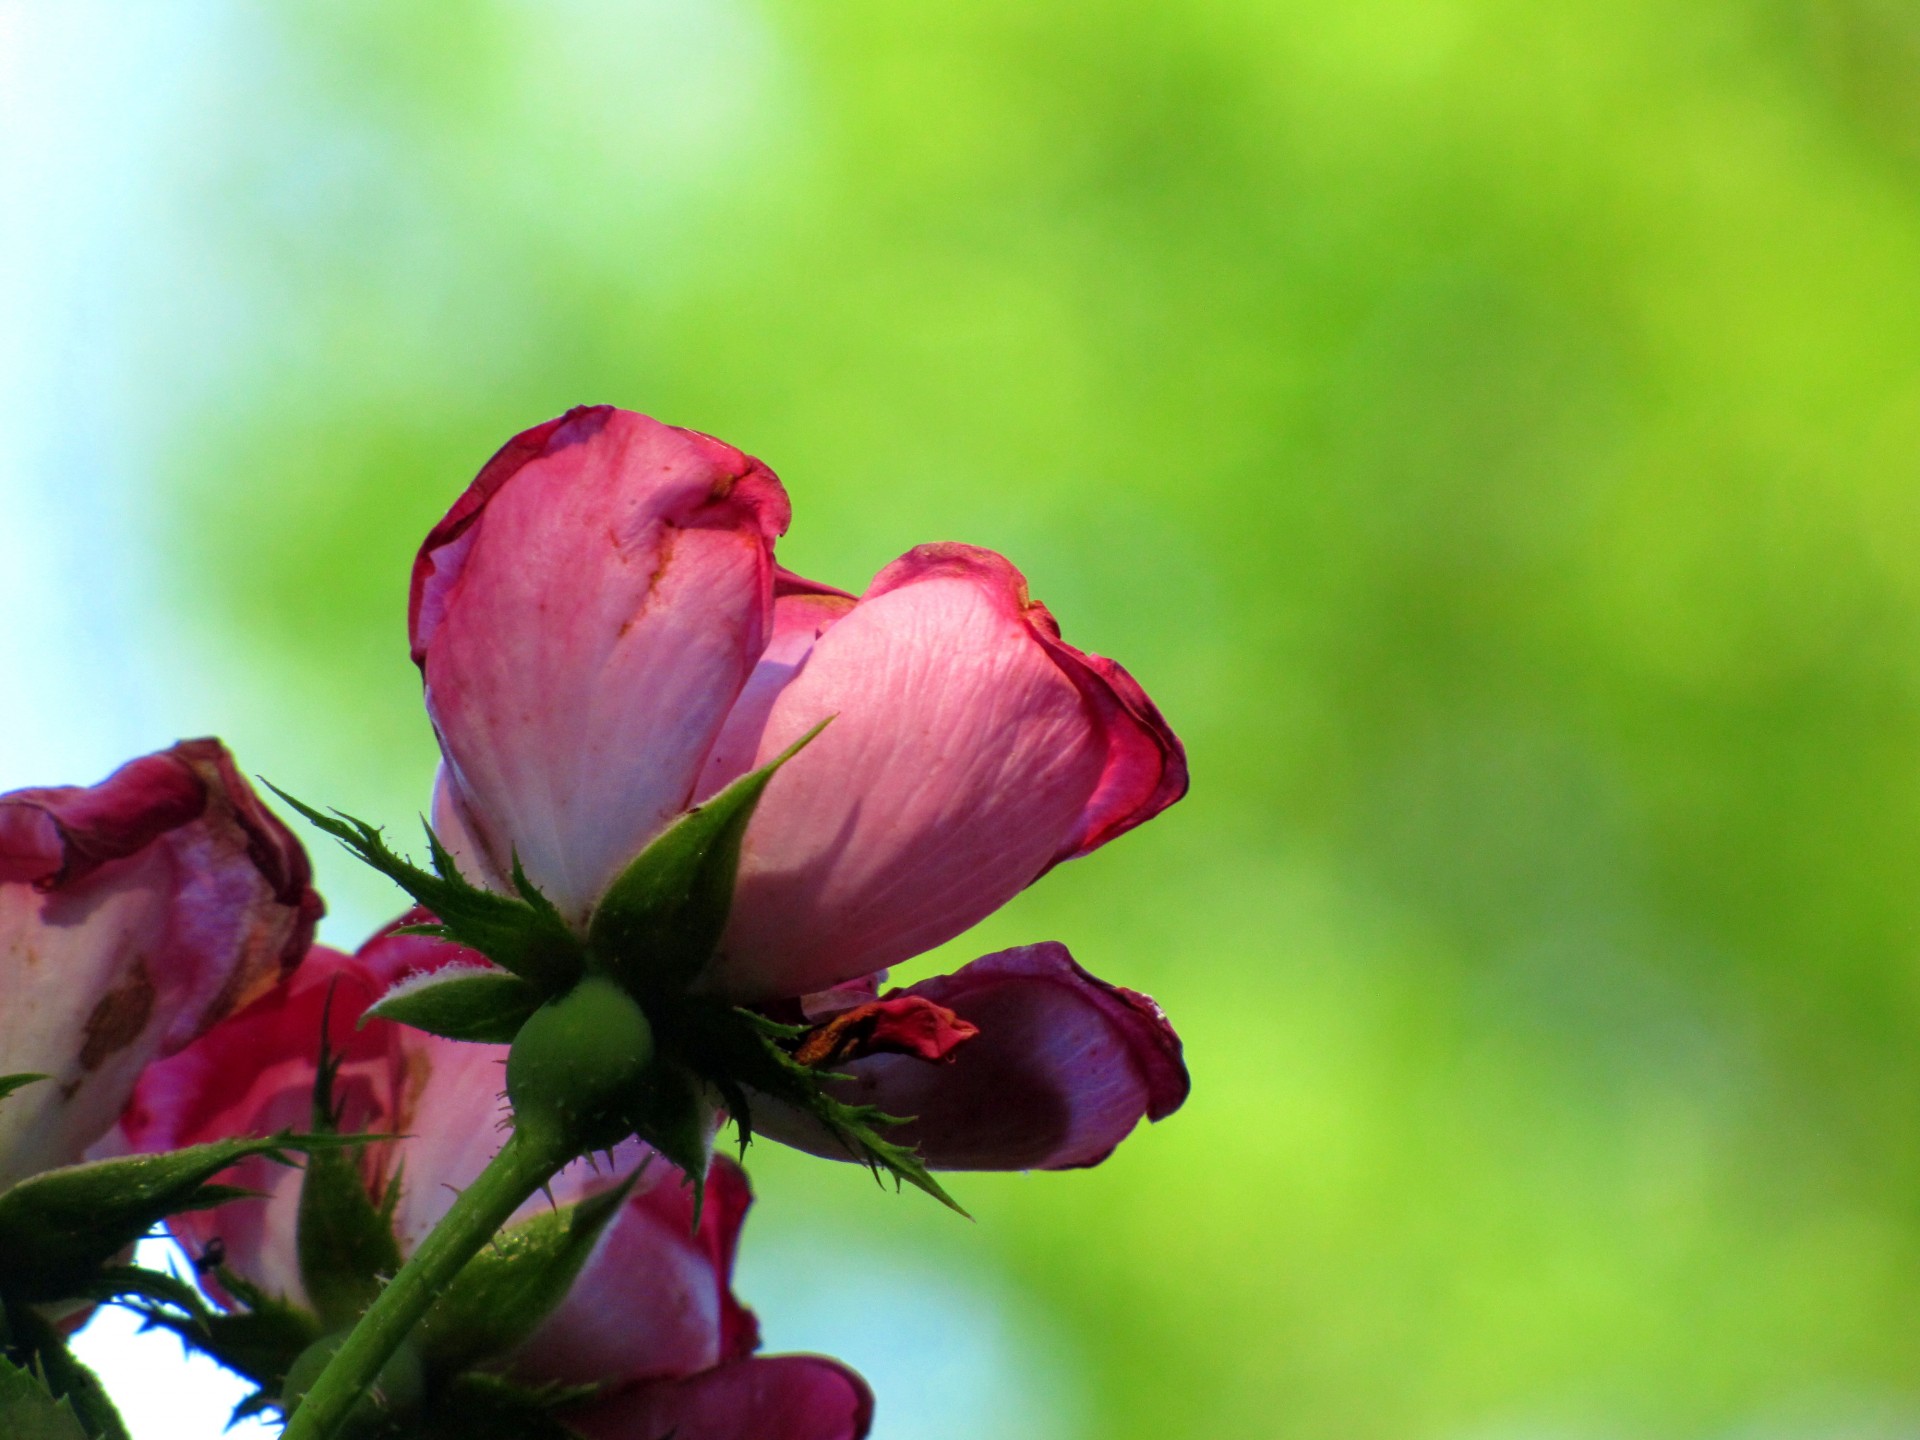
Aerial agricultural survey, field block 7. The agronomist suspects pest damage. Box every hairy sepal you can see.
[297,1030,403,1329]
[588,720,829,997]
[267,786,584,993]
[365,965,541,1045]
[414,1171,641,1372]
[0,1133,359,1304]
[135,1269,322,1400]
[651,1002,965,1216]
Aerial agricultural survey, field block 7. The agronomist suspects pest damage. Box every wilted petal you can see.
[792,995,979,1067]
[412,406,790,922]
[758,943,1187,1171]
[509,1155,758,1387]
[563,1355,874,1440]
[710,546,1186,1000]
[0,741,321,1192]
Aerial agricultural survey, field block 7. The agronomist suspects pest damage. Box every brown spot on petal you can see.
[79,962,156,1071]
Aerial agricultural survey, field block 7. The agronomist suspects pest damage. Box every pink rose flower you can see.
[409,407,1189,1169]
[124,927,873,1440]
[0,739,320,1192]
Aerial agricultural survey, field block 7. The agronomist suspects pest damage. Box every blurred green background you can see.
[55,0,1920,1434]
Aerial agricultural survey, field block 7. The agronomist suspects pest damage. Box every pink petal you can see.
[0,749,202,888]
[694,571,855,802]
[412,407,790,921]
[757,943,1188,1171]
[0,741,321,1191]
[709,546,1186,1000]
[562,1355,874,1440]
[120,942,400,1308]
[509,1155,758,1387]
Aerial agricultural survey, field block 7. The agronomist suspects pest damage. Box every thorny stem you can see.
[279,1120,576,1440]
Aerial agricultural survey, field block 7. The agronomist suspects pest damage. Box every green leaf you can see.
[0,1356,90,1440]
[297,1029,403,1329]
[588,719,829,996]
[0,1075,47,1108]
[0,1132,354,1303]
[364,965,542,1044]
[266,786,586,993]
[414,1169,641,1371]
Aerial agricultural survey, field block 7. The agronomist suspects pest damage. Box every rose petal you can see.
[562,1355,874,1440]
[710,546,1185,1000]
[694,570,856,802]
[0,741,321,1191]
[509,1155,758,1387]
[412,407,790,921]
[0,750,203,889]
[119,942,397,1307]
[758,943,1187,1171]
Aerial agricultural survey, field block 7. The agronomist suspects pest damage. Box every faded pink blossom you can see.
[0,740,320,1192]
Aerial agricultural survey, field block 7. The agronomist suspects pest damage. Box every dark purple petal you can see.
[759,943,1187,1171]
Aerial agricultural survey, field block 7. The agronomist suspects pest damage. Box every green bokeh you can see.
[151,2,1920,1434]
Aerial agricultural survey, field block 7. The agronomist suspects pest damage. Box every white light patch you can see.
[68,1241,278,1440]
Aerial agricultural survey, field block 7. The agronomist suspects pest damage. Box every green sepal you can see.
[0,1132,358,1303]
[68,1266,207,1317]
[0,1075,47,1107]
[297,1030,403,1329]
[147,1268,322,1394]
[588,720,829,997]
[767,1064,965,1216]
[418,1373,596,1440]
[0,1355,90,1440]
[703,1006,967,1216]
[414,1170,641,1372]
[4,1308,129,1440]
[267,786,585,993]
[365,966,542,1044]
[621,1058,715,1219]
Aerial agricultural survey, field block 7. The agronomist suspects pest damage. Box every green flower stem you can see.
[281,1121,576,1440]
